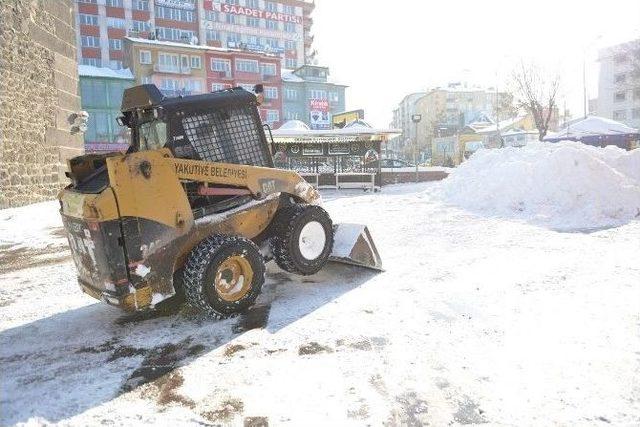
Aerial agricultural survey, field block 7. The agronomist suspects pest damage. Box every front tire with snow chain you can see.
[183,235,265,319]
[270,204,334,275]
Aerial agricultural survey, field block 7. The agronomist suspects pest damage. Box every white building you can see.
[388,92,426,156]
[596,38,640,128]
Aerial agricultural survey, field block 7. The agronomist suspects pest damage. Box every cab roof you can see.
[120,84,258,114]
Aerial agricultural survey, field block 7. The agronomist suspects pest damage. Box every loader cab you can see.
[119,84,273,168]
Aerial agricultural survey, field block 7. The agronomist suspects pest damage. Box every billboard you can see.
[203,1,303,24]
[309,99,330,130]
[332,109,365,128]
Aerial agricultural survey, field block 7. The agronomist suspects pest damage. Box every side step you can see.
[329,223,383,271]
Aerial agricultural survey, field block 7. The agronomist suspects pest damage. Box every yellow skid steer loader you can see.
[58,84,381,318]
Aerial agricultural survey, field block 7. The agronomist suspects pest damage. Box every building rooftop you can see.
[124,37,280,58]
[280,68,347,86]
[78,65,134,79]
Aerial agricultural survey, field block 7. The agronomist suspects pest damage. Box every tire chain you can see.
[183,234,264,319]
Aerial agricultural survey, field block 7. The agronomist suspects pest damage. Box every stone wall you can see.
[0,0,83,208]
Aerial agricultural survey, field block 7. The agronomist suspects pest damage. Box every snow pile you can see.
[440,141,640,229]
[0,200,64,249]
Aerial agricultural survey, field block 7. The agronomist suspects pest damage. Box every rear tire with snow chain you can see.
[270,204,334,275]
[183,235,265,319]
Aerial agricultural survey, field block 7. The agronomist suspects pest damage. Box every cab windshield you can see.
[138,119,167,151]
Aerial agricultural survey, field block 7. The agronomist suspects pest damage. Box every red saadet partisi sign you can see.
[203,1,303,24]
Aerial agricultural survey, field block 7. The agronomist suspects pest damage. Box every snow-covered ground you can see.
[1,144,640,426]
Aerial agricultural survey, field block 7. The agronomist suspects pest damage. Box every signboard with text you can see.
[309,99,330,130]
[203,1,303,24]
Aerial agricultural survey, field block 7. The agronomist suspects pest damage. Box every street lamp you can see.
[411,114,422,182]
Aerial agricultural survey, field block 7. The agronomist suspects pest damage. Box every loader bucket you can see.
[329,224,383,271]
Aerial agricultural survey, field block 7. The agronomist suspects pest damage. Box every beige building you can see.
[1,0,83,208]
[414,84,511,161]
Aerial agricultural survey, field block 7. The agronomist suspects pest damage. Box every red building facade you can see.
[205,49,282,126]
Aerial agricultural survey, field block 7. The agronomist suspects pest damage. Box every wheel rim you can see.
[214,255,253,302]
[298,221,327,260]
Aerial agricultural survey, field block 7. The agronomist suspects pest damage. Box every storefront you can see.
[271,120,400,189]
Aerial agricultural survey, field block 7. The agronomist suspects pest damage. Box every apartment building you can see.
[281,65,346,129]
[597,38,640,128]
[74,0,314,71]
[123,36,283,126]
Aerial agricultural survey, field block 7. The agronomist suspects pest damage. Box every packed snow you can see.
[1,154,639,425]
[441,141,640,230]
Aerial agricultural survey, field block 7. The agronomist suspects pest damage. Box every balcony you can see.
[153,64,191,75]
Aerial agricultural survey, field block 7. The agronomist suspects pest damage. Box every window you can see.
[107,17,126,29]
[633,108,640,119]
[226,14,237,24]
[205,10,217,22]
[133,0,149,11]
[78,0,97,3]
[265,38,279,48]
[285,58,297,69]
[211,58,231,77]
[81,57,101,67]
[285,40,296,50]
[309,89,327,100]
[106,0,123,7]
[285,88,298,100]
[190,56,201,69]
[246,0,259,8]
[132,20,150,32]
[329,91,339,102]
[139,50,151,64]
[285,111,299,120]
[634,87,640,100]
[260,63,276,76]
[184,80,203,94]
[613,110,627,120]
[614,91,626,102]
[283,5,295,14]
[206,30,220,42]
[266,110,279,123]
[156,27,195,42]
[141,75,152,84]
[236,59,259,73]
[247,17,260,27]
[108,39,122,51]
[239,84,255,92]
[81,36,100,48]
[109,60,123,69]
[247,35,259,45]
[264,87,278,99]
[615,73,626,84]
[284,22,296,33]
[158,52,180,72]
[225,0,240,4]
[156,6,194,22]
[211,83,227,92]
[266,20,278,30]
[227,33,242,44]
[265,1,277,12]
[79,14,98,26]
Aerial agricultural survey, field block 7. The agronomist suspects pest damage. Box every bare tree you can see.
[512,63,560,141]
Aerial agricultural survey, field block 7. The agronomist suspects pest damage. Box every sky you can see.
[311,0,640,127]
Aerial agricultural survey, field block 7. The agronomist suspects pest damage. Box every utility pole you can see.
[583,56,587,118]
[411,114,422,182]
